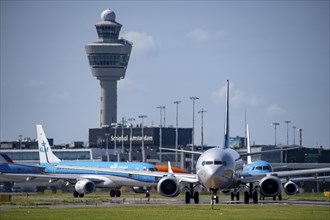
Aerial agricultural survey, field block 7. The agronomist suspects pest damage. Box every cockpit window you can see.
[202,160,225,166]
[263,166,270,170]
[205,161,213,165]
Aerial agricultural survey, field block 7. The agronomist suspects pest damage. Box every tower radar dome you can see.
[101,9,116,21]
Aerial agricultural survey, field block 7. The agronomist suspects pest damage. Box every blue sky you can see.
[1,1,329,148]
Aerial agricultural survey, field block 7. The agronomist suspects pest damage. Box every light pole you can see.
[190,96,199,172]
[111,123,118,162]
[105,126,110,162]
[284,121,291,146]
[139,115,147,162]
[198,109,207,151]
[121,117,126,155]
[271,122,280,163]
[157,106,165,162]
[127,118,135,162]
[298,128,303,146]
[292,126,296,145]
[174,101,181,164]
[271,122,280,146]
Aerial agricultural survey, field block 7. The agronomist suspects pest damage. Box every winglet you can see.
[167,161,174,174]
[223,80,230,149]
[36,125,61,164]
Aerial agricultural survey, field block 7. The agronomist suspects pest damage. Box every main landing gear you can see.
[73,190,84,198]
[230,191,240,201]
[184,183,200,204]
[244,183,258,204]
[110,189,121,198]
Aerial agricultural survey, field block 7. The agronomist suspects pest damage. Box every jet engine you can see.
[284,181,298,196]
[75,179,95,194]
[259,176,282,197]
[157,176,180,197]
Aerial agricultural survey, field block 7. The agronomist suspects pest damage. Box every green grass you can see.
[1,191,329,206]
[1,204,329,220]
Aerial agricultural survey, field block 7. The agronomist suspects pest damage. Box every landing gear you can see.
[244,191,250,204]
[244,183,259,204]
[73,190,84,198]
[184,183,200,204]
[252,191,258,204]
[110,189,121,198]
[210,189,219,204]
[231,191,240,201]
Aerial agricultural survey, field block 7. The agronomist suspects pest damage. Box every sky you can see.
[1,1,329,148]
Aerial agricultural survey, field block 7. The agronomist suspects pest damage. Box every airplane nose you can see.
[197,166,234,189]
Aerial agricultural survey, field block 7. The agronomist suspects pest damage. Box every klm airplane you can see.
[1,125,159,198]
[0,153,42,183]
[35,125,159,198]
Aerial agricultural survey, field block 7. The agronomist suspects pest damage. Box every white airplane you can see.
[51,80,330,204]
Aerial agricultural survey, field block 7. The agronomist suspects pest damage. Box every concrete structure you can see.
[85,9,132,127]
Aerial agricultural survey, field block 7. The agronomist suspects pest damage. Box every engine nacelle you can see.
[157,176,180,197]
[284,181,298,196]
[259,176,282,197]
[75,179,95,194]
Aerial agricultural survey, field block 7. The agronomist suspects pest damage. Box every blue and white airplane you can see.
[239,124,330,203]
[0,153,42,183]
[1,125,160,197]
[45,81,330,204]
[35,124,160,198]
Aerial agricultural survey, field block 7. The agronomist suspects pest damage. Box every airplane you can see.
[0,153,42,183]
[238,124,330,203]
[0,153,64,192]
[1,125,161,198]
[43,80,330,204]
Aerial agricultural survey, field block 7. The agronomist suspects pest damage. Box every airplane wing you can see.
[159,147,204,155]
[238,146,301,158]
[239,167,330,183]
[52,164,199,184]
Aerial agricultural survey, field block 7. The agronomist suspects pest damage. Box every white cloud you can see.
[121,31,159,57]
[211,82,263,108]
[186,28,225,42]
[266,104,286,116]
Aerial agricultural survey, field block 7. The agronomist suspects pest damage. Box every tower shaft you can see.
[100,80,117,126]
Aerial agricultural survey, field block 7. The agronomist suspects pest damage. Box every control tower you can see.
[85,9,132,127]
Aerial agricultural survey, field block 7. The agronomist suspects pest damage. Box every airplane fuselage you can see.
[196,148,243,191]
[40,161,159,188]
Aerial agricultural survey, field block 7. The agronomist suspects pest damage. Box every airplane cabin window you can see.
[214,161,222,165]
[205,161,213,165]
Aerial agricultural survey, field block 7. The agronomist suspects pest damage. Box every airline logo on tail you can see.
[37,125,61,164]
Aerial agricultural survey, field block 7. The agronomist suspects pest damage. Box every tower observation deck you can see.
[85,9,132,127]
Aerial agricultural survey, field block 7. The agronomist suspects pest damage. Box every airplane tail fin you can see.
[246,124,252,164]
[0,153,14,164]
[223,80,230,149]
[36,125,61,164]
